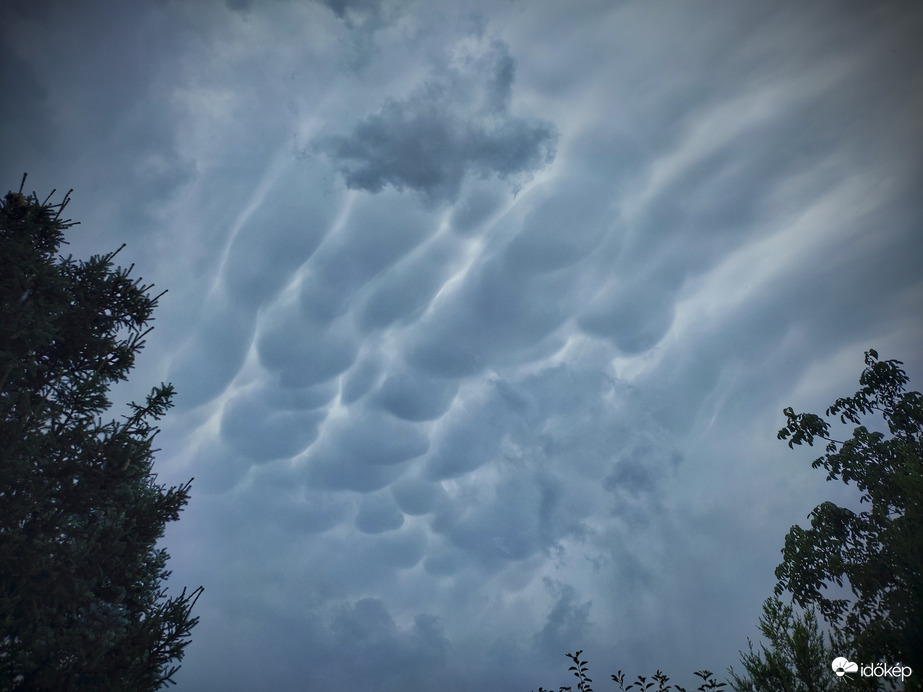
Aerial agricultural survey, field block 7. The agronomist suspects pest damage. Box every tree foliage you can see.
[0,177,201,690]
[727,597,877,692]
[775,349,922,674]
[534,650,726,692]
[534,350,921,692]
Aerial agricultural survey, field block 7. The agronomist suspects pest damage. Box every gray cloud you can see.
[390,474,446,516]
[7,1,923,691]
[314,38,557,202]
[257,304,359,388]
[534,578,593,656]
[355,491,405,533]
[220,389,326,462]
[371,368,459,422]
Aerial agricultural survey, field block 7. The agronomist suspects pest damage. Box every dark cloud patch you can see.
[237,468,351,535]
[362,527,427,570]
[0,45,56,162]
[257,304,359,388]
[314,39,557,202]
[304,444,403,492]
[436,475,546,567]
[324,597,449,691]
[186,444,254,495]
[262,379,338,410]
[358,236,462,331]
[422,546,467,577]
[355,491,405,533]
[315,0,381,21]
[340,353,382,405]
[301,408,428,491]
[332,597,396,644]
[603,445,661,496]
[220,391,326,462]
[371,369,459,422]
[298,196,434,322]
[423,395,509,480]
[449,183,508,235]
[336,408,430,466]
[534,578,592,656]
[390,475,446,516]
[220,169,336,308]
[579,278,677,354]
[501,175,613,275]
[169,297,256,409]
[406,254,577,377]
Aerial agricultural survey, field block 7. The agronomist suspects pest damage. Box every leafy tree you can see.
[0,177,201,690]
[727,597,876,692]
[534,650,726,692]
[775,349,922,679]
[534,350,921,692]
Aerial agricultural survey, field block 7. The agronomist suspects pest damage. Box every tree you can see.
[775,349,922,681]
[534,650,727,692]
[0,177,201,690]
[727,597,876,692]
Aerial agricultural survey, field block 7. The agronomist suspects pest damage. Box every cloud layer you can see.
[2,1,921,690]
[315,38,557,202]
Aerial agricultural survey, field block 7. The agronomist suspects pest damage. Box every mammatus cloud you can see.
[314,38,557,202]
[3,1,922,690]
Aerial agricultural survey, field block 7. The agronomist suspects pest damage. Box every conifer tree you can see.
[0,176,201,690]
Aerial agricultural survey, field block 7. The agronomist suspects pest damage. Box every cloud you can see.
[257,301,360,388]
[8,2,923,691]
[219,386,327,462]
[355,491,405,533]
[371,367,459,422]
[314,38,557,202]
[357,234,464,331]
[534,578,593,656]
[404,252,577,378]
[390,473,446,516]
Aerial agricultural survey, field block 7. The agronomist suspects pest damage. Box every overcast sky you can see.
[3,1,922,690]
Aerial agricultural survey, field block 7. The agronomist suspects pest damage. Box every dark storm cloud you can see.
[257,304,359,388]
[580,276,678,354]
[314,39,557,202]
[371,368,459,422]
[405,250,580,378]
[357,234,462,331]
[0,2,198,253]
[449,183,508,235]
[314,0,381,20]
[390,474,447,516]
[219,389,326,462]
[534,578,593,656]
[219,168,336,308]
[355,491,405,533]
[302,405,431,491]
[169,296,257,408]
[9,1,923,691]
[340,351,383,404]
[297,194,436,321]
[327,406,430,466]
[324,597,450,690]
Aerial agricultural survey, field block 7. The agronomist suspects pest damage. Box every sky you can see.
[2,1,922,689]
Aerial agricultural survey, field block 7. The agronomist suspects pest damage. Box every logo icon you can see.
[832,657,859,677]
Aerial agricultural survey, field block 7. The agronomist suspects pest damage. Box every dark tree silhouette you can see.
[776,349,922,682]
[0,176,201,690]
